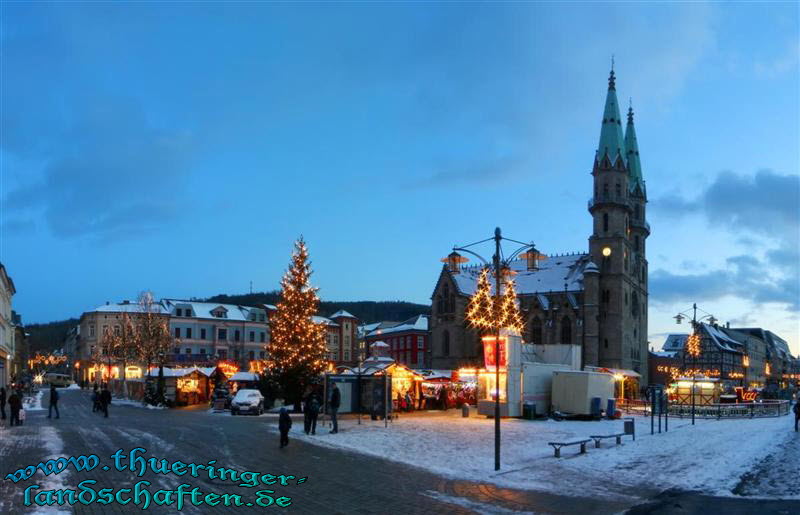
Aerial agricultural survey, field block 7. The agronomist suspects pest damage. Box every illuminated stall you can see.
[147,367,211,406]
[671,377,721,406]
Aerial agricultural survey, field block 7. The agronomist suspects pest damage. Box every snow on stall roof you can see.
[229,372,259,382]
[329,309,356,319]
[450,254,589,297]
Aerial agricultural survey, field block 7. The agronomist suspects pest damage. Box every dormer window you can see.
[212,307,227,318]
[176,308,182,317]
[185,309,192,317]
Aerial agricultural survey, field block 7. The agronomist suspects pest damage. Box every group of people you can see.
[0,385,24,427]
[91,383,113,418]
[278,382,341,449]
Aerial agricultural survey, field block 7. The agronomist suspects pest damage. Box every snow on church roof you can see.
[450,254,589,297]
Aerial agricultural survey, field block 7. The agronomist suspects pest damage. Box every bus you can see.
[44,373,74,388]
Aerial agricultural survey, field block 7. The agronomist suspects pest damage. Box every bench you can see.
[547,439,591,458]
[589,433,625,448]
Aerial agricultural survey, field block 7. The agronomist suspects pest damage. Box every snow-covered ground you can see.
[289,410,797,500]
[24,390,45,411]
[112,398,166,410]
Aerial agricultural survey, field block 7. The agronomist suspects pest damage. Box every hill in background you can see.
[24,293,430,353]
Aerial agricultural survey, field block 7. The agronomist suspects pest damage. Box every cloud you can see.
[0,217,36,235]
[416,155,525,188]
[2,97,194,241]
[650,169,799,312]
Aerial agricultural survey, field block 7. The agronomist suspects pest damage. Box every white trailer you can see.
[521,362,572,416]
[551,370,615,415]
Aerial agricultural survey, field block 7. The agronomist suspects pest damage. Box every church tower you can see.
[587,66,649,381]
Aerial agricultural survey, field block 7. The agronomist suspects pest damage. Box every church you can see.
[429,68,650,385]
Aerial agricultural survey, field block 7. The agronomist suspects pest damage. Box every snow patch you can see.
[25,390,45,411]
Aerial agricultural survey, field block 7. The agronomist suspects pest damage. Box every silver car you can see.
[231,389,264,415]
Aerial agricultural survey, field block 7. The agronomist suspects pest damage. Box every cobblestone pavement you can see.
[1,389,634,514]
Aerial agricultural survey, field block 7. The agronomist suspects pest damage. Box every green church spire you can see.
[596,66,625,167]
[625,103,645,195]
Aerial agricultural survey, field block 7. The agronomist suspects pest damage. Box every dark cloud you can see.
[3,97,193,241]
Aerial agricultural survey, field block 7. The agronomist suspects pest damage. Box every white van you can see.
[44,373,74,388]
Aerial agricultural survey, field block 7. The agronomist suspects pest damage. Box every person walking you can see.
[302,385,313,435]
[48,384,60,419]
[793,399,799,432]
[278,407,292,448]
[92,383,100,412]
[329,382,341,434]
[100,384,112,418]
[1,386,6,422]
[8,390,21,427]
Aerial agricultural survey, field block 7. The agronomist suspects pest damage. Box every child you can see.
[278,407,292,448]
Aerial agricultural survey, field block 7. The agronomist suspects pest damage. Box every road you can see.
[1,388,632,514]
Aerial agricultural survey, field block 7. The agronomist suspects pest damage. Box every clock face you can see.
[602,247,612,257]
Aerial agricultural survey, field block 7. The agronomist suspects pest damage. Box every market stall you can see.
[147,367,211,407]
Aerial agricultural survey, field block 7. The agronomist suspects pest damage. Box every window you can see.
[604,338,609,348]
[443,330,450,356]
[234,350,240,360]
[603,183,609,197]
[114,325,121,336]
[260,332,266,343]
[90,325,95,337]
[173,347,179,354]
[344,350,350,361]
[530,317,543,344]
[176,308,182,317]
[561,317,572,345]
[201,328,206,340]
[418,351,424,365]
[185,348,191,355]
[234,330,240,342]
[632,292,639,318]
[603,213,609,233]
[185,309,192,317]
[249,331,255,342]
[174,327,180,338]
[218,329,227,340]
[634,204,640,220]
[259,315,265,322]
[186,328,192,339]
[249,351,255,360]
[417,336,424,349]
[200,348,206,355]
[615,182,621,197]
[218,349,227,359]
[259,351,265,359]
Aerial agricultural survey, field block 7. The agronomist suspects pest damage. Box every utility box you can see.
[551,371,615,415]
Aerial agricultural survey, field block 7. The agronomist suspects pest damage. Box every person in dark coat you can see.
[100,384,112,418]
[307,391,320,435]
[8,391,22,427]
[92,383,100,412]
[329,382,341,434]
[302,385,313,435]
[48,384,60,419]
[793,400,799,432]
[278,407,292,448]
[0,386,6,421]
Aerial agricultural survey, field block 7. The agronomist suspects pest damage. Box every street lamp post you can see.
[444,227,536,471]
[675,303,717,425]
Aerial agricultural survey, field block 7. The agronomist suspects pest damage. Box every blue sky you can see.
[1,2,798,353]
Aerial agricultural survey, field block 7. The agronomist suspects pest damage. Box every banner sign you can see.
[482,336,507,369]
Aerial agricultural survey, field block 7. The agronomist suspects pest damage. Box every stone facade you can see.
[430,69,650,384]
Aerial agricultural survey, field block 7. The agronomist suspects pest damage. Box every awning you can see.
[587,366,642,379]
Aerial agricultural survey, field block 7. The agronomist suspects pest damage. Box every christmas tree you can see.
[496,279,524,334]
[465,267,494,330]
[267,237,328,406]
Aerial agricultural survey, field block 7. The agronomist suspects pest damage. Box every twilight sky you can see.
[1,2,798,354]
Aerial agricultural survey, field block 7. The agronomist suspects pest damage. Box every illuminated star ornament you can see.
[685,332,701,358]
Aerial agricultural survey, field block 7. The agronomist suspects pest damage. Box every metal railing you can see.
[668,400,790,419]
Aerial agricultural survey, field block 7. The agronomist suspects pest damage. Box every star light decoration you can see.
[266,237,328,377]
[465,267,525,334]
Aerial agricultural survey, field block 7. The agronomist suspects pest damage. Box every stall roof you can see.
[585,366,641,378]
[229,372,259,382]
[147,367,209,378]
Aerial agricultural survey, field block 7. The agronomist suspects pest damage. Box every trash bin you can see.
[624,417,635,440]
[590,397,602,417]
[606,398,617,419]
[462,404,470,418]
[523,403,536,420]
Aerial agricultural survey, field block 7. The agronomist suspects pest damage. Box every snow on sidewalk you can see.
[290,410,795,499]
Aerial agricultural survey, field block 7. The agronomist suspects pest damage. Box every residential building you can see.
[315,310,359,367]
[0,264,16,386]
[365,315,430,368]
[430,68,650,384]
[358,321,398,362]
[163,299,269,370]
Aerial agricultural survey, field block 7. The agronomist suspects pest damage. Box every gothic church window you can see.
[635,236,640,252]
[530,317,543,345]
[442,330,450,356]
[603,183,609,197]
[615,182,621,197]
[603,213,609,233]
[561,317,572,345]
[634,204,640,220]
[632,292,639,318]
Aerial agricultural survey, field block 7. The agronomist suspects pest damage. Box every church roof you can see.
[596,68,626,165]
[449,253,589,297]
[625,105,645,195]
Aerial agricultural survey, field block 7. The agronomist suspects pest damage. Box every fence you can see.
[616,398,791,418]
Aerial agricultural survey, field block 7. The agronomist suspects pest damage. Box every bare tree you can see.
[136,291,174,404]
[114,311,141,398]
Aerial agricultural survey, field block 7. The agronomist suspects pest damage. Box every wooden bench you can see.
[547,439,591,458]
[589,433,625,448]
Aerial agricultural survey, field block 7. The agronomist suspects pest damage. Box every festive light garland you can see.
[465,267,524,333]
[685,332,701,358]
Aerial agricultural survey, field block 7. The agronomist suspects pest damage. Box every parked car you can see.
[231,389,264,415]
